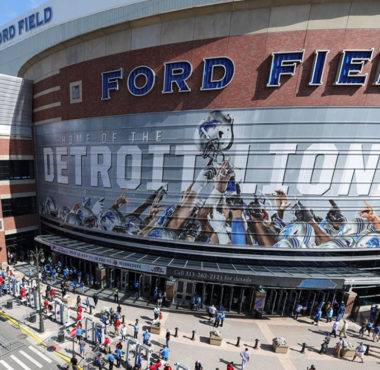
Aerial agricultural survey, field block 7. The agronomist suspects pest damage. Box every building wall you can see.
[0,74,38,262]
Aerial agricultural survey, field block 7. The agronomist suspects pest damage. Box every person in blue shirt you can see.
[214,311,222,328]
[76,327,83,340]
[314,309,322,326]
[160,345,170,360]
[136,354,142,368]
[133,319,139,339]
[72,280,77,293]
[220,312,226,327]
[108,353,115,370]
[79,281,84,293]
[134,280,140,299]
[114,348,122,367]
[196,296,202,311]
[96,328,102,344]
[142,329,151,344]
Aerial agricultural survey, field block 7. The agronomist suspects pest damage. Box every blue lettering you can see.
[44,7,53,23]
[8,25,15,39]
[309,50,329,86]
[18,19,24,35]
[127,66,155,96]
[0,32,2,45]
[101,68,123,100]
[2,29,8,42]
[162,61,192,93]
[28,14,36,30]
[201,57,235,90]
[267,50,304,87]
[36,12,44,27]
[25,17,29,31]
[335,49,373,85]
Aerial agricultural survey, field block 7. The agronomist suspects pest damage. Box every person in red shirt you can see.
[20,287,26,298]
[44,299,49,311]
[77,313,82,322]
[114,319,121,335]
[155,360,162,369]
[50,289,56,298]
[104,337,111,353]
[149,364,156,370]
[227,362,235,370]
[77,306,83,313]
[76,322,82,329]
[163,363,172,370]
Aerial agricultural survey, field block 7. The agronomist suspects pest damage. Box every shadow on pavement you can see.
[260,343,273,352]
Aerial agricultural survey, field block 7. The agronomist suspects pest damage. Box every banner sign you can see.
[35,107,380,250]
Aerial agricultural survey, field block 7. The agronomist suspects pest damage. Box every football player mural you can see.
[39,110,380,249]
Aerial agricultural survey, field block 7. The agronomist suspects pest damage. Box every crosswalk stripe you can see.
[0,360,14,370]
[19,351,43,368]
[28,346,52,363]
[9,355,31,370]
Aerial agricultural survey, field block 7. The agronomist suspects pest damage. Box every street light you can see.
[30,246,45,333]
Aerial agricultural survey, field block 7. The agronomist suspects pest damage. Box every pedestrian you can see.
[352,342,366,363]
[96,354,104,370]
[366,319,374,336]
[79,339,86,357]
[104,337,111,353]
[76,327,83,341]
[134,319,139,339]
[72,279,77,293]
[154,305,160,320]
[335,337,344,359]
[160,345,170,361]
[240,348,250,370]
[307,366,316,370]
[326,306,333,322]
[70,354,78,370]
[117,304,122,314]
[226,362,234,370]
[79,281,84,293]
[370,305,378,322]
[114,287,119,303]
[166,329,170,348]
[163,363,171,370]
[121,324,127,341]
[339,320,348,338]
[337,302,346,321]
[214,311,222,328]
[85,296,90,311]
[194,360,203,370]
[196,296,202,311]
[93,293,99,308]
[208,304,216,323]
[134,280,139,299]
[115,347,122,367]
[143,329,151,345]
[359,320,367,337]
[220,311,226,327]
[108,352,115,370]
[294,303,303,320]
[76,295,81,307]
[114,318,121,336]
[331,320,339,338]
[314,309,322,326]
[96,327,102,344]
[372,325,380,342]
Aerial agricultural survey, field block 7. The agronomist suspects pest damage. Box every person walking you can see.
[85,296,90,311]
[226,362,234,370]
[214,311,222,328]
[153,305,160,320]
[93,293,99,308]
[339,320,348,338]
[143,329,151,345]
[294,303,303,320]
[326,306,333,323]
[121,324,127,341]
[79,339,86,358]
[114,287,119,303]
[166,329,170,348]
[240,348,250,370]
[331,321,339,338]
[70,354,78,370]
[208,304,216,323]
[314,309,322,326]
[96,354,104,370]
[352,342,366,363]
[194,361,203,370]
[134,319,139,339]
[108,352,115,370]
[160,346,170,361]
[335,337,344,359]
[220,311,226,327]
[115,348,122,367]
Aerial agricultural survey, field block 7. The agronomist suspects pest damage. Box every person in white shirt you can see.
[120,324,127,341]
[240,348,250,370]
[331,321,340,338]
[352,342,366,363]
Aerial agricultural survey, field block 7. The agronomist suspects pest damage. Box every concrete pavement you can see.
[0,263,379,370]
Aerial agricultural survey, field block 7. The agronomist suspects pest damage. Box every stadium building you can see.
[1,0,380,316]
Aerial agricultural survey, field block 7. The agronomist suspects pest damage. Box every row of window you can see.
[0,160,34,181]
[1,196,37,218]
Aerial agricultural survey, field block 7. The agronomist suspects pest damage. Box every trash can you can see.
[255,309,263,319]
[29,313,36,323]
[6,300,13,309]
[57,330,65,343]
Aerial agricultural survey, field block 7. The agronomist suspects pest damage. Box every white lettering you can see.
[70,146,86,185]
[56,147,68,184]
[116,145,142,189]
[90,146,111,187]
[147,145,170,190]
[43,147,54,182]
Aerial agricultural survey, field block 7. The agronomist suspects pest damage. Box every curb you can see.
[0,310,82,370]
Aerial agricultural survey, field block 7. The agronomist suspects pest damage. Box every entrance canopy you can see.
[35,234,380,289]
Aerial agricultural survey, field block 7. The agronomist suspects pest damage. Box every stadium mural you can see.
[35,107,380,249]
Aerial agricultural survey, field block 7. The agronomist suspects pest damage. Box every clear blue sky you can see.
[0,0,48,27]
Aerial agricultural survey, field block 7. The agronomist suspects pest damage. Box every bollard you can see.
[236,336,241,347]
[365,344,369,356]
[122,315,125,324]
[191,330,195,340]
[89,305,92,315]
[175,327,178,338]
[301,342,306,353]
[254,338,259,349]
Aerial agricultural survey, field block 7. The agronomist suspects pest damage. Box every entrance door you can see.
[120,270,128,291]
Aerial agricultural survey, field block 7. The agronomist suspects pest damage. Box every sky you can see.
[0,0,48,27]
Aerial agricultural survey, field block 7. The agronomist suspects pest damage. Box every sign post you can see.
[70,327,77,354]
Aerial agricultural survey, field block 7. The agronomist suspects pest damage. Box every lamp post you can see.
[30,246,45,333]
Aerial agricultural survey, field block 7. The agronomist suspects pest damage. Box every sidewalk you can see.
[1,263,379,369]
